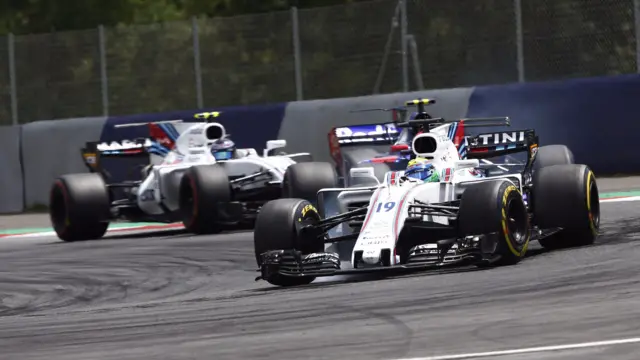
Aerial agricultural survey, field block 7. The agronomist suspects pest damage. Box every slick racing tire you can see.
[179,164,231,234]
[49,173,111,242]
[254,198,324,287]
[533,164,599,249]
[533,145,574,172]
[458,179,531,266]
[282,162,338,205]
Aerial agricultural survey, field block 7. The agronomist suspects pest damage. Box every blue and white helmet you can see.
[211,138,236,160]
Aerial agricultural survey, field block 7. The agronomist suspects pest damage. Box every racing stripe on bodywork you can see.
[161,123,180,140]
[392,189,413,245]
[454,121,467,159]
[360,188,382,231]
[150,142,169,156]
[447,122,456,139]
[148,123,175,156]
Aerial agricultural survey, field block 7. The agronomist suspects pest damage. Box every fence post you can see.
[514,0,525,82]
[8,33,17,125]
[407,35,424,90]
[98,25,109,116]
[400,0,409,92]
[192,17,204,108]
[291,7,303,101]
[635,0,640,73]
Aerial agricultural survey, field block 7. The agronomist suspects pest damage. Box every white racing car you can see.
[49,113,337,242]
[254,116,600,287]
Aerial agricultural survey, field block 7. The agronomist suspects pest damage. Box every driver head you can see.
[405,157,439,183]
[210,138,236,160]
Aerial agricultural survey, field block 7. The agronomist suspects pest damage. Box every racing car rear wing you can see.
[329,122,401,147]
[465,128,539,163]
[80,118,195,177]
[395,116,511,130]
[81,138,152,179]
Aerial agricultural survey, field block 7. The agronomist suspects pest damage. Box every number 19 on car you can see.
[375,201,396,212]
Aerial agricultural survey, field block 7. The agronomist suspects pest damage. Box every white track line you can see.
[1,224,182,239]
[600,196,640,203]
[395,337,640,360]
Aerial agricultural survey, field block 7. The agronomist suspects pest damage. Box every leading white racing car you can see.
[49,113,337,242]
[254,116,600,287]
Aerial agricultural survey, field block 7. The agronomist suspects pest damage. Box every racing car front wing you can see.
[255,241,491,282]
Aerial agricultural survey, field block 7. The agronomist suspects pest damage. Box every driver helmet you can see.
[210,138,236,161]
[405,157,439,182]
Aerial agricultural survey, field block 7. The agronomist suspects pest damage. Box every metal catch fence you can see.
[0,0,638,125]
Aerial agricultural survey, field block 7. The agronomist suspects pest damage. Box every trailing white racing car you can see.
[49,114,338,242]
[254,117,600,286]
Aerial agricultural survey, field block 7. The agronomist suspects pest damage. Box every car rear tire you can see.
[533,145,574,171]
[49,174,111,242]
[179,164,231,234]
[458,179,531,266]
[533,164,599,249]
[282,162,338,205]
[254,198,324,287]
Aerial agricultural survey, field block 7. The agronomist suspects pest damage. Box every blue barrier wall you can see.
[99,103,287,184]
[467,74,640,174]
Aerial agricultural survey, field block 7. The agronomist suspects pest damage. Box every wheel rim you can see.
[589,178,600,230]
[506,197,528,244]
[294,206,322,254]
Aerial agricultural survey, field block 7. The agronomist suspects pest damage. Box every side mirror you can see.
[454,159,479,170]
[350,167,380,185]
[264,139,287,157]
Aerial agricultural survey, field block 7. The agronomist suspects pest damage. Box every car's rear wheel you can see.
[533,164,599,249]
[179,164,231,234]
[533,145,574,171]
[282,162,338,205]
[49,174,111,242]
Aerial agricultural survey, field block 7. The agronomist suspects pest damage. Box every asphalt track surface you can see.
[1,179,640,359]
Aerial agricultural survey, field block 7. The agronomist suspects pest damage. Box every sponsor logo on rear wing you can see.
[80,139,151,173]
[95,138,152,153]
[332,123,400,146]
[465,129,538,158]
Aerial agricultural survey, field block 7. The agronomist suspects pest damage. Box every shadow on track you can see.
[39,228,253,245]
[247,230,636,293]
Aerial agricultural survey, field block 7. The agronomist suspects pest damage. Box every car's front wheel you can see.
[254,198,324,287]
[458,179,531,266]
